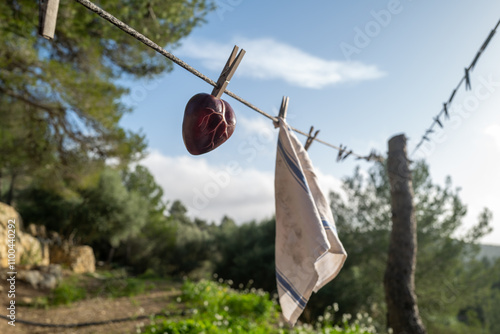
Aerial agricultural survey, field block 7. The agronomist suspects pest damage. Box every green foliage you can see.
[0,0,212,201]
[182,279,277,322]
[77,168,149,248]
[121,198,217,277]
[112,165,177,272]
[144,279,279,333]
[171,204,215,272]
[17,164,219,276]
[18,166,149,257]
[50,276,87,306]
[142,280,376,334]
[451,257,500,334]
[94,277,149,299]
[46,270,153,307]
[16,186,81,235]
[309,161,494,332]
[213,218,276,292]
[144,318,223,334]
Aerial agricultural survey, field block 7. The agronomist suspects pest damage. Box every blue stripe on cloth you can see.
[321,219,338,234]
[276,268,308,309]
[277,138,309,193]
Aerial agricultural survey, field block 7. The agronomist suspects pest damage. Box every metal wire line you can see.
[411,17,500,156]
[73,0,380,162]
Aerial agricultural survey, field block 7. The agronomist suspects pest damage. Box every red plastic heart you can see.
[182,93,236,155]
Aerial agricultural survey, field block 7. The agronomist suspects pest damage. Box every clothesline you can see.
[73,0,383,163]
[411,17,500,156]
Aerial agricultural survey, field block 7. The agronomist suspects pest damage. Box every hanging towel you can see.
[275,118,347,326]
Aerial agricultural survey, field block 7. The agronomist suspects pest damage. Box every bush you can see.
[142,280,379,334]
[50,277,87,305]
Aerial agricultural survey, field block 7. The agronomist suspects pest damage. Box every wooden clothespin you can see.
[39,0,60,40]
[211,45,246,99]
[342,150,352,161]
[336,144,346,162]
[304,126,320,151]
[278,96,289,119]
[274,96,289,128]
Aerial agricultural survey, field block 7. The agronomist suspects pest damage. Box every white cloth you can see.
[274,118,347,326]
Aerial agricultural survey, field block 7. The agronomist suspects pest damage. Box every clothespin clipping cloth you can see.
[274,96,289,128]
[39,0,60,40]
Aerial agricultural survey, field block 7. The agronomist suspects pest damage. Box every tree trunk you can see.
[6,172,16,205]
[384,134,426,334]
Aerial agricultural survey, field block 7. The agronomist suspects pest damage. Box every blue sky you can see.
[119,0,500,245]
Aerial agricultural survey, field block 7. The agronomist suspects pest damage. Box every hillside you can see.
[478,244,500,261]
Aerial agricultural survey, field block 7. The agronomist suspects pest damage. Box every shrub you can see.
[142,280,379,334]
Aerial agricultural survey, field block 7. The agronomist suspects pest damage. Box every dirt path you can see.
[0,279,181,334]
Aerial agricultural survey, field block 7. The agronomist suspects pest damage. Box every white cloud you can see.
[177,37,385,89]
[141,150,343,224]
[142,151,275,223]
[316,168,345,202]
[238,115,277,137]
[484,124,500,151]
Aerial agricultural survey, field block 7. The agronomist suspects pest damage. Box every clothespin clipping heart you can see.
[182,46,245,155]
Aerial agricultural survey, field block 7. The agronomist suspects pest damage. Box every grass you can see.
[50,275,87,305]
[29,269,156,307]
[141,279,379,334]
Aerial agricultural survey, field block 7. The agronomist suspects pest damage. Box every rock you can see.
[0,202,49,267]
[18,270,44,288]
[39,275,58,290]
[0,202,95,273]
[18,233,50,266]
[50,243,96,274]
[50,242,71,264]
[39,264,63,289]
[27,224,47,238]
[70,246,96,274]
[0,202,21,267]
[45,263,63,279]
[19,297,34,305]
[17,264,63,289]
